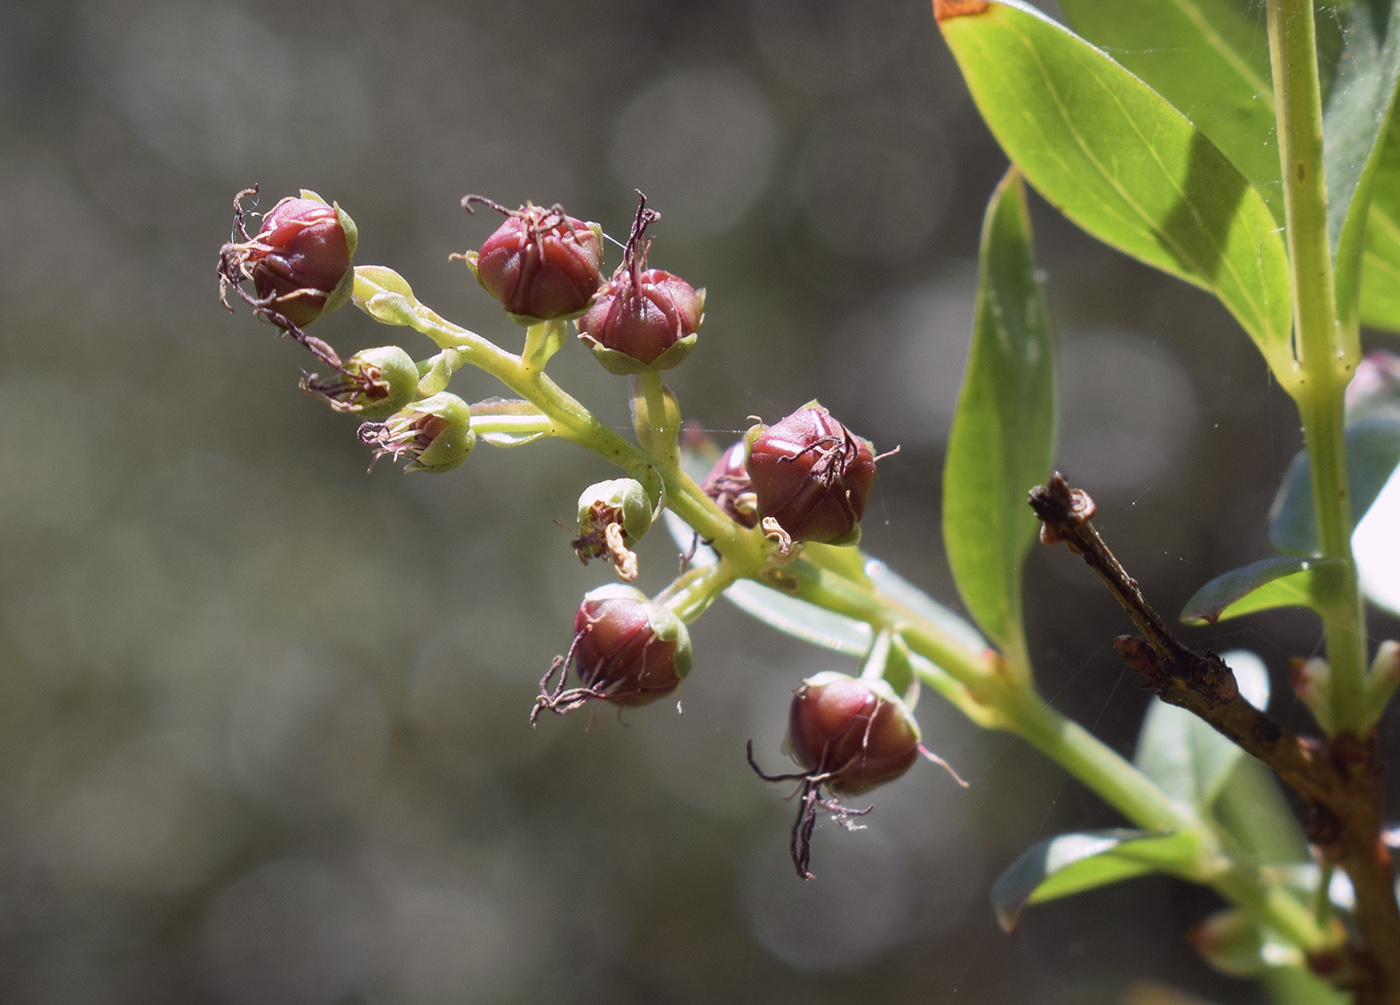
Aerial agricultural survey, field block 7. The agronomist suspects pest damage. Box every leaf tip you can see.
[993,903,1021,933]
[934,0,991,23]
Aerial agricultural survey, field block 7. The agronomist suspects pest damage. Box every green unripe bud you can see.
[358,392,475,473]
[300,345,419,418]
[572,478,654,581]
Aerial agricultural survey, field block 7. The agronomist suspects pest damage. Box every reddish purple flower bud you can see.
[748,672,923,879]
[577,193,703,374]
[701,440,759,529]
[785,672,920,796]
[746,404,879,546]
[459,196,603,324]
[218,187,357,370]
[532,585,692,723]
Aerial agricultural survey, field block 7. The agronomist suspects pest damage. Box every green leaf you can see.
[1180,556,1343,624]
[1215,757,1309,866]
[1361,106,1400,330]
[1269,413,1400,554]
[943,169,1057,652]
[1057,0,1282,222]
[991,828,1201,932]
[1134,649,1270,810]
[936,0,1293,376]
[1325,0,1400,334]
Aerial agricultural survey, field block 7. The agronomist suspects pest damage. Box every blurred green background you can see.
[2,0,1394,1002]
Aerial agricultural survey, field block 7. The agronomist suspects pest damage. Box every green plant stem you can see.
[1268,0,1368,737]
[351,278,764,569]
[790,557,1331,951]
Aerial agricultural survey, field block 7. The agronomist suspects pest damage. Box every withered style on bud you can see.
[301,345,419,418]
[218,186,357,369]
[572,478,654,581]
[749,672,921,879]
[358,392,475,473]
[577,192,703,374]
[459,197,603,325]
[532,585,692,723]
[746,404,879,546]
[701,440,759,529]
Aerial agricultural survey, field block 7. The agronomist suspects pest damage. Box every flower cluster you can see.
[217,184,922,882]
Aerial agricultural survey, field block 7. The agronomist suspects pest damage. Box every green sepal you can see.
[354,265,421,328]
[582,331,699,376]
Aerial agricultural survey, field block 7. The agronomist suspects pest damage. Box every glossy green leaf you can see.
[1361,106,1400,330]
[1057,0,1282,221]
[943,169,1056,651]
[1325,0,1400,334]
[991,828,1200,932]
[1135,649,1270,810]
[1215,757,1309,866]
[936,0,1293,374]
[1180,556,1343,624]
[1269,413,1400,554]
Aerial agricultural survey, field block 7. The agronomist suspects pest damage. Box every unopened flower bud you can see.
[357,392,475,473]
[301,345,419,418]
[577,193,703,374]
[749,671,935,879]
[532,585,692,723]
[218,188,357,339]
[746,404,880,546]
[573,478,653,581]
[701,440,759,529]
[459,196,603,324]
[785,672,920,795]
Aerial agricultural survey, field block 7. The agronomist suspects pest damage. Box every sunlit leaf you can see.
[1180,556,1341,624]
[1325,0,1400,334]
[1269,414,1400,554]
[1057,0,1282,221]
[1215,757,1310,866]
[1135,649,1270,810]
[935,0,1293,375]
[991,828,1200,932]
[943,169,1056,651]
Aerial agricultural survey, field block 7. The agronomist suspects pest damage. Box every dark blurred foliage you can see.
[0,0,1395,1002]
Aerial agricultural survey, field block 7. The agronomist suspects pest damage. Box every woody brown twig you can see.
[1030,472,1400,1004]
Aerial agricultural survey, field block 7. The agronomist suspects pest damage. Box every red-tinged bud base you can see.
[787,675,920,796]
[577,267,702,369]
[531,586,691,725]
[701,440,759,529]
[749,673,921,879]
[462,197,602,323]
[217,185,356,372]
[746,405,878,545]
